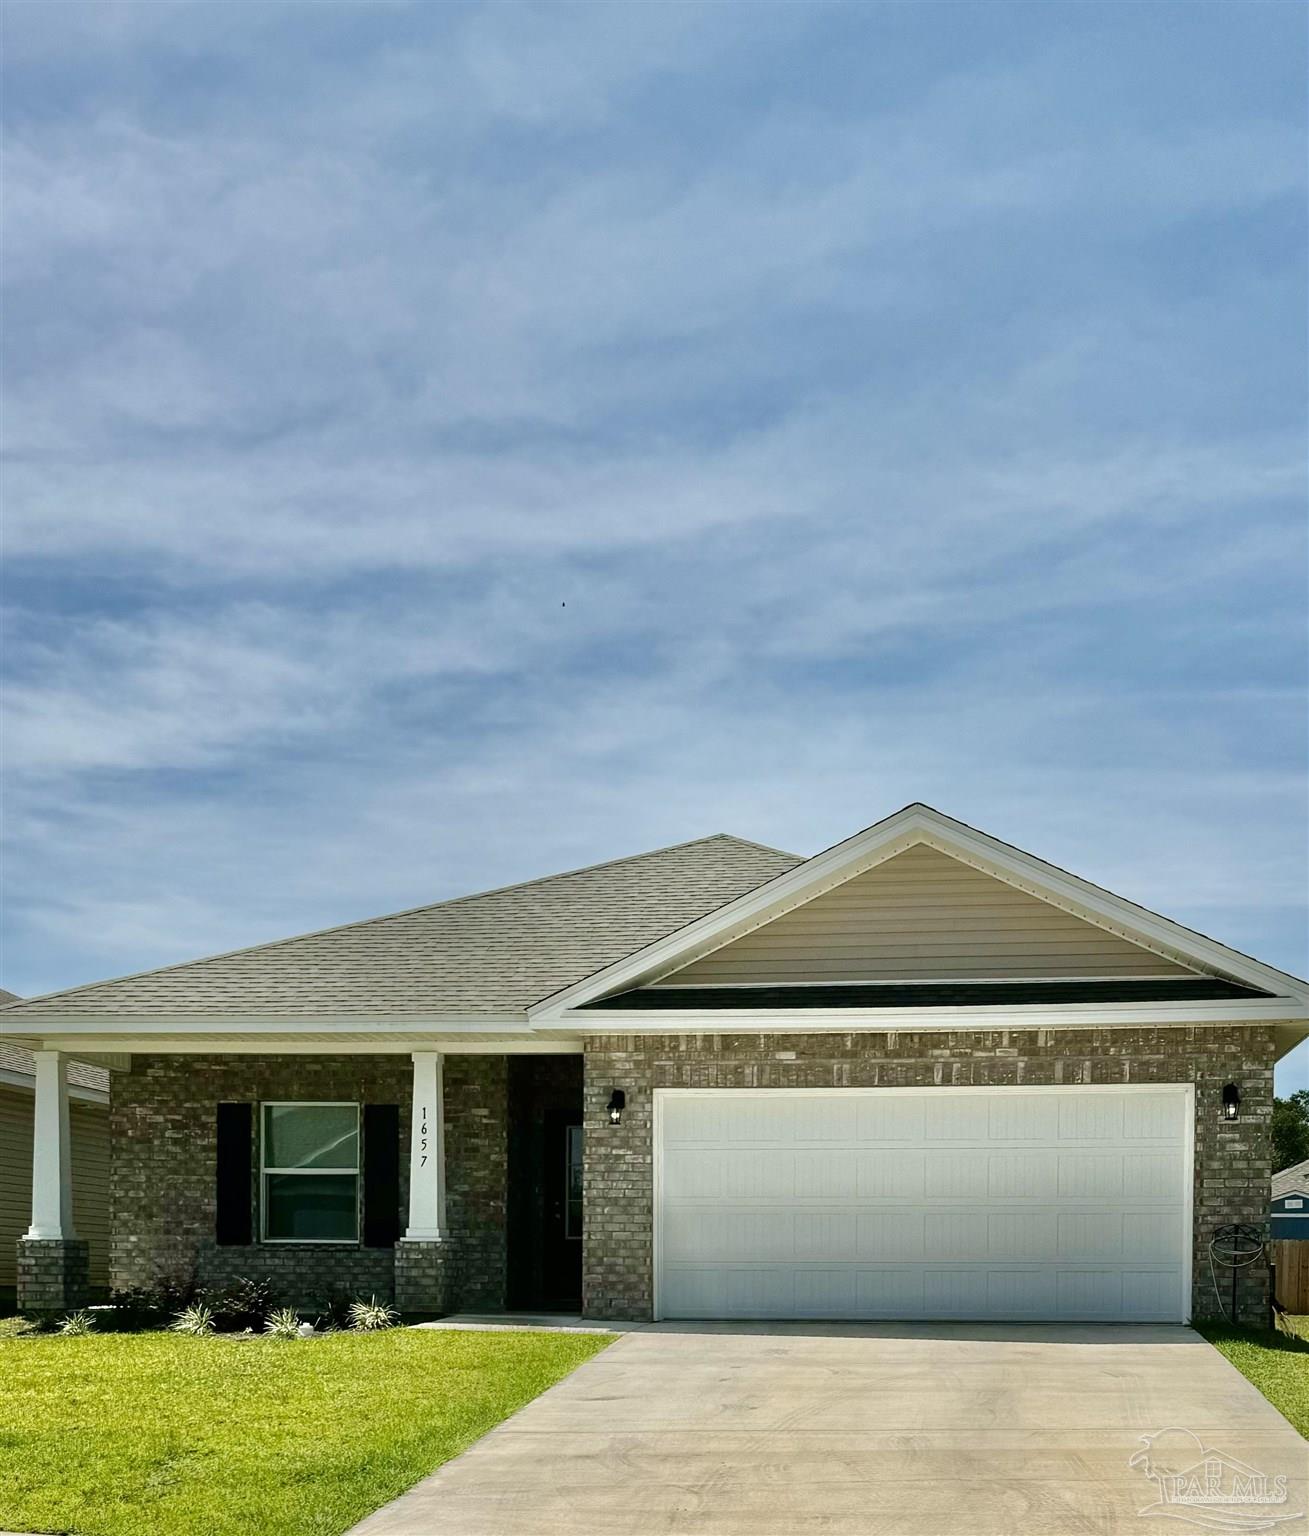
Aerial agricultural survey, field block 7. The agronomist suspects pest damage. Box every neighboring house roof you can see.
[1272,1159,1309,1200]
[0,835,800,1019]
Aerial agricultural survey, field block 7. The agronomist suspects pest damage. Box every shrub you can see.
[0,1315,41,1338]
[170,1303,215,1336]
[56,1309,96,1336]
[313,1293,353,1333]
[107,1265,200,1330]
[263,1307,304,1340]
[204,1275,276,1333]
[347,1296,398,1332]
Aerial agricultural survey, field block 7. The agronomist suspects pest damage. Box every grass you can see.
[0,1326,613,1536]
[1195,1318,1309,1439]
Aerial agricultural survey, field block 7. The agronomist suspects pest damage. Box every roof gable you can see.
[655,844,1197,985]
[534,803,1309,1018]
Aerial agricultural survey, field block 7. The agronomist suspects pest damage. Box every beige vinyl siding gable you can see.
[656,845,1198,984]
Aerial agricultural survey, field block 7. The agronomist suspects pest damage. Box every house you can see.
[1271,1159,1309,1239]
[0,990,111,1306]
[2,803,1306,1324]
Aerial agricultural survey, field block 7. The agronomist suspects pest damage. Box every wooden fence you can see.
[1270,1240,1309,1316]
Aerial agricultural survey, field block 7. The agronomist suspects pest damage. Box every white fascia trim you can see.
[529,805,1309,1019]
[4,1036,581,1056]
[544,998,1309,1032]
[0,1013,528,1036]
[0,1068,109,1103]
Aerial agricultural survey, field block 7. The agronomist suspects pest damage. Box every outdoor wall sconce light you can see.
[607,1089,626,1126]
[1221,1083,1241,1121]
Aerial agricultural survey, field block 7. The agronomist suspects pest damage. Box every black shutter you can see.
[363,1104,401,1248]
[215,1102,253,1246]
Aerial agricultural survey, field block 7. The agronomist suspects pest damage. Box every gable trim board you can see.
[533,805,1309,1030]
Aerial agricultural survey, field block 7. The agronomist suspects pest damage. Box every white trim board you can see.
[652,1083,1195,1325]
[534,805,1309,1021]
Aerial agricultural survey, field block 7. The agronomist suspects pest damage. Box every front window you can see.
[260,1102,359,1242]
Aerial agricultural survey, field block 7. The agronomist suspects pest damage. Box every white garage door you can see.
[655,1086,1192,1322]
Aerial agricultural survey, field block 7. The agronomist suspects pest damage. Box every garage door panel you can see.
[1124,1152,1184,1200]
[1123,1271,1182,1317]
[1058,1211,1124,1259]
[856,1268,926,1313]
[989,1210,1057,1259]
[856,1209,925,1259]
[662,1148,724,1199]
[796,1211,854,1259]
[1057,1270,1124,1317]
[855,1148,923,1198]
[795,1268,857,1315]
[795,1149,858,1198]
[925,1210,988,1258]
[721,1149,793,1198]
[725,1268,794,1314]
[1123,1211,1183,1264]
[796,1097,858,1142]
[1059,1095,1125,1141]
[1058,1154,1124,1199]
[988,1269,1057,1314]
[924,1269,990,1314]
[988,1095,1060,1141]
[988,1152,1059,1200]
[1122,1094,1183,1140]
[657,1088,1190,1322]
[856,1096,926,1142]
[924,1096,989,1141]
[924,1151,988,1199]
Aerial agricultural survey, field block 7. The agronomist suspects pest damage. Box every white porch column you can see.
[26,1050,76,1240]
[404,1051,447,1241]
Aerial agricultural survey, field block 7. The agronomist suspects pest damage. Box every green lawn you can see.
[0,1328,613,1536]
[1196,1319,1309,1439]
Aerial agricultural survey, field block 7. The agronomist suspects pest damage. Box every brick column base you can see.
[17,1238,90,1315]
[395,1236,460,1316]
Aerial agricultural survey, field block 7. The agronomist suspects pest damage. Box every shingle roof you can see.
[1272,1159,1309,1200]
[0,836,800,1019]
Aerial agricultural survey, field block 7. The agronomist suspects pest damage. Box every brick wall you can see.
[110,1054,507,1310]
[582,1026,1276,1324]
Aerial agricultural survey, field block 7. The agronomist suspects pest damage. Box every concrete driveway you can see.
[350,1322,1307,1536]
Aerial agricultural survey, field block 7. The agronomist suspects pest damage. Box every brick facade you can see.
[109,1054,507,1311]
[582,1026,1276,1324]
[16,1238,89,1314]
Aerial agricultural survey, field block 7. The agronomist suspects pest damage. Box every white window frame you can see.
[259,1100,361,1245]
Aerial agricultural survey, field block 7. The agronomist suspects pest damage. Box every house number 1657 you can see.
[420,1106,428,1167]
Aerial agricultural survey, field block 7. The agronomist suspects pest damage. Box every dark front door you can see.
[542,1112,583,1303]
[506,1055,584,1310]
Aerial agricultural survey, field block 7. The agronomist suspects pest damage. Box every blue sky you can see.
[2,2,1306,1088]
